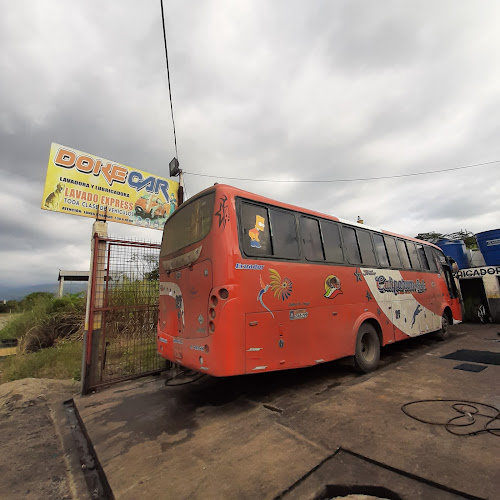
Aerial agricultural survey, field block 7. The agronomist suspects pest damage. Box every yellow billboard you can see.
[41,143,179,230]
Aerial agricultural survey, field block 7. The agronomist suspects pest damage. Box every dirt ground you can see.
[0,378,80,500]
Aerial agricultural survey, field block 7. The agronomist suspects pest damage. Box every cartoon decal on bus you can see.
[249,215,265,248]
[324,275,342,299]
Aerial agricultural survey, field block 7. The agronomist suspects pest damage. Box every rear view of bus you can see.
[157,186,238,375]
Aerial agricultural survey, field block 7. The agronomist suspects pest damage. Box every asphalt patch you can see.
[453,363,487,373]
[442,349,500,366]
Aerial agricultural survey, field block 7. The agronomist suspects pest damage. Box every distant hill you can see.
[0,282,88,301]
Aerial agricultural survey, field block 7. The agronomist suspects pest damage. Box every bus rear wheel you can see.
[435,313,450,341]
[354,323,380,373]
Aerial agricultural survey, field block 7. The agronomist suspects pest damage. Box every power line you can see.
[185,159,499,183]
[160,0,178,159]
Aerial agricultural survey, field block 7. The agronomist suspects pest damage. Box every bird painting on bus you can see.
[257,269,293,318]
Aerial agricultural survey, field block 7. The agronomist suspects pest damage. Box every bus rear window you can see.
[161,192,215,256]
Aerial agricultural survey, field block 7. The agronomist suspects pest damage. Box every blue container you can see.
[435,239,469,269]
[476,229,500,266]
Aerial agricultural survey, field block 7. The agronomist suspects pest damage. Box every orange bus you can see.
[157,184,461,375]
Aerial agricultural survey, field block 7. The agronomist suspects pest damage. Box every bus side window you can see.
[300,217,325,261]
[373,233,389,267]
[241,202,272,257]
[357,229,377,266]
[269,208,300,259]
[384,236,401,268]
[406,241,420,270]
[396,239,411,269]
[417,244,430,270]
[342,226,361,265]
[424,246,437,272]
[320,220,344,263]
[432,248,445,272]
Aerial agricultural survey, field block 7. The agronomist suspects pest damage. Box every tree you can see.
[415,230,478,249]
[415,232,445,243]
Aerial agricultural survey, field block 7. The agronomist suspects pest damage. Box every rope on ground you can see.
[401,399,500,437]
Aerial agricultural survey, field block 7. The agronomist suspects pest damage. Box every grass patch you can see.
[0,294,85,349]
[0,339,82,384]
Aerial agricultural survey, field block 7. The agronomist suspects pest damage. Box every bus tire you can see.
[435,313,450,341]
[354,323,380,373]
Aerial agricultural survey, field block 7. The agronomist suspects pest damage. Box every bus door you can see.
[244,311,309,372]
[442,259,462,321]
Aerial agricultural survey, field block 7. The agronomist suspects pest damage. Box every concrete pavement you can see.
[74,324,500,499]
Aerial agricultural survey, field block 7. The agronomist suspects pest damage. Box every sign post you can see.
[81,221,108,394]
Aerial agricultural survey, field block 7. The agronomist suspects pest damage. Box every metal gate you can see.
[82,235,168,393]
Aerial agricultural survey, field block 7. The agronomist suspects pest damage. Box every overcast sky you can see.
[1,0,500,287]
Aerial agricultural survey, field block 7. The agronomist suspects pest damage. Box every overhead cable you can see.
[160,0,179,159]
[184,159,499,183]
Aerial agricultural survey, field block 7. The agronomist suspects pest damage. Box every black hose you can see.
[164,369,206,386]
[401,399,500,437]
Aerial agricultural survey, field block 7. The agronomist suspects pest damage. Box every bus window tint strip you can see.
[357,229,377,266]
[384,236,401,268]
[300,217,325,261]
[342,226,362,265]
[406,241,420,270]
[321,220,344,263]
[397,239,411,269]
[373,233,389,267]
[424,245,438,272]
[269,208,300,259]
[417,244,430,270]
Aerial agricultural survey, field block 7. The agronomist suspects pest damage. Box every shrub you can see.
[0,293,86,353]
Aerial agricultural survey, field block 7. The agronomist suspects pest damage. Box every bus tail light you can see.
[209,321,215,333]
[209,308,216,319]
[219,288,229,299]
[211,295,218,306]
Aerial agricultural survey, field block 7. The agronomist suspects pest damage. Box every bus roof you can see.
[185,184,441,251]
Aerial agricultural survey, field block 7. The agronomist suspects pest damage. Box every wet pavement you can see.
[74,324,500,499]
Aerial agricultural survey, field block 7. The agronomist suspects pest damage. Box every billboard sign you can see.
[41,143,179,230]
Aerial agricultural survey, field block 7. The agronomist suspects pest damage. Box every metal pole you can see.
[81,220,108,394]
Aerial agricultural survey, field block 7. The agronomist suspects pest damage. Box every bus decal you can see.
[214,195,230,230]
[324,275,342,299]
[160,282,185,328]
[257,276,274,318]
[235,263,264,270]
[269,269,293,300]
[375,275,426,295]
[411,305,423,327]
[249,215,265,248]
[362,268,440,337]
[257,269,293,317]
[353,268,363,282]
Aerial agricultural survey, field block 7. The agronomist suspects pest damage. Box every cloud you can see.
[1,0,500,288]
